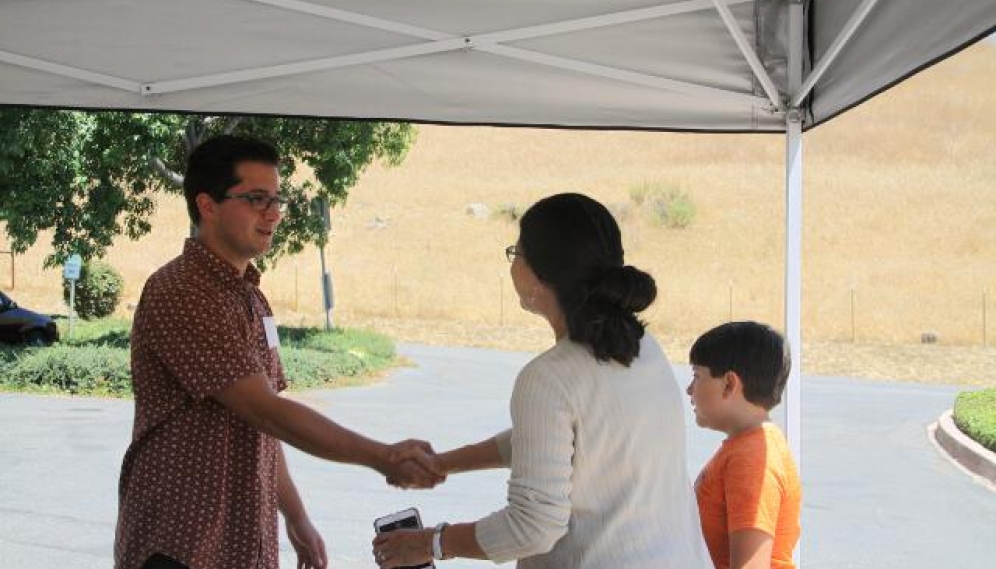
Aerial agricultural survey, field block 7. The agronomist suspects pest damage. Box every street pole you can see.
[313,198,334,330]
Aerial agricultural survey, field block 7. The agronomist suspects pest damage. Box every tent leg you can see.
[782,0,805,471]
[783,4,805,566]
[784,112,803,465]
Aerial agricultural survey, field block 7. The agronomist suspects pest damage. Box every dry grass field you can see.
[3,43,994,385]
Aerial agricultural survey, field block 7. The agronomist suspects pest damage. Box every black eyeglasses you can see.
[505,245,522,263]
[222,192,288,213]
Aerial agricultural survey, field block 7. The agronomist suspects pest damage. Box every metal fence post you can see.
[984,288,988,347]
[850,288,856,343]
[499,274,505,326]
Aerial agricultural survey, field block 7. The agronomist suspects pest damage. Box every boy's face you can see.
[687,365,730,431]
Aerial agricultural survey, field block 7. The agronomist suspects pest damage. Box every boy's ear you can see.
[722,371,743,398]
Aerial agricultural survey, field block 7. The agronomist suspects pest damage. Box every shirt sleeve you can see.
[475,364,574,563]
[137,278,264,399]
[493,429,512,466]
[722,449,783,537]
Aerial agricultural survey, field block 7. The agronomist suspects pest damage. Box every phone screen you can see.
[375,512,433,569]
[378,515,422,533]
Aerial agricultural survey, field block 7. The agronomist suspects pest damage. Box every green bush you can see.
[64,261,124,319]
[0,345,23,369]
[0,319,397,396]
[629,182,697,228]
[953,388,996,453]
[649,189,697,229]
[3,345,131,396]
[278,326,395,389]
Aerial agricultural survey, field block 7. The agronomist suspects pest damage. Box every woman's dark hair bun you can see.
[518,192,658,366]
[591,266,657,313]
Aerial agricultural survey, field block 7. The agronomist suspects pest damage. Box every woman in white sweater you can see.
[373,193,712,569]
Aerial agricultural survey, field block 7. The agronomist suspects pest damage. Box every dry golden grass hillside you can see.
[3,42,995,384]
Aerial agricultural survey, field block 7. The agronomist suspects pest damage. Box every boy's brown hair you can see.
[689,321,791,410]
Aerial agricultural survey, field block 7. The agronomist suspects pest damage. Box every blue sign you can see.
[63,254,82,280]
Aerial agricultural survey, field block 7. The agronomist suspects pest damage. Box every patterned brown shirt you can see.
[115,239,287,569]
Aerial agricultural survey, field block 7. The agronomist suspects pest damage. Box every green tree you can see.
[0,111,415,267]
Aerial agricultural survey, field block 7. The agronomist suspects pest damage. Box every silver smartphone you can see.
[373,507,435,569]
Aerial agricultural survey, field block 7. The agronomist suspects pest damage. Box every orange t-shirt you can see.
[695,423,801,569]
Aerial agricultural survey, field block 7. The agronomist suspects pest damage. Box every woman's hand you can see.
[286,516,328,569]
[372,528,434,568]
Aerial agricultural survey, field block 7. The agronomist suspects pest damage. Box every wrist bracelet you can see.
[432,522,450,560]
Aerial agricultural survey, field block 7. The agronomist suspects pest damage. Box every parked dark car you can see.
[0,291,59,346]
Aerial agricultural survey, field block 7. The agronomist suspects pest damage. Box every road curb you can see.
[930,409,996,491]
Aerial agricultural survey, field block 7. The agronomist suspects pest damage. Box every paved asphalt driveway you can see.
[1,343,994,568]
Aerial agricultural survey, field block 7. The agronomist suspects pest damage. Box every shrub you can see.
[629,181,697,228]
[492,202,525,223]
[628,181,656,206]
[953,388,996,453]
[64,261,124,319]
[0,320,397,396]
[649,189,696,229]
[3,345,131,396]
[278,326,395,389]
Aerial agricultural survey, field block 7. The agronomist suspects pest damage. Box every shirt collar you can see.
[183,238,262,287]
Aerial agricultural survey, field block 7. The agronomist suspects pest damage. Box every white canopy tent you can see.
[2,0,995,460]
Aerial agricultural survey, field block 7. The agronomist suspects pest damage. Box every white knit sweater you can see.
[474,334,712,568]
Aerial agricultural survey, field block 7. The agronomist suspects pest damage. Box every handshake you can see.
[379,439,447,490]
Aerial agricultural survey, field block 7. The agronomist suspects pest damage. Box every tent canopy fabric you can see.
[1,0,993,132]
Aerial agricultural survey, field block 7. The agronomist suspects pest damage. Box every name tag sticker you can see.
[263,316,280,349]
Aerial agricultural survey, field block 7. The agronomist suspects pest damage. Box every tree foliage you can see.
[0,111,415,268]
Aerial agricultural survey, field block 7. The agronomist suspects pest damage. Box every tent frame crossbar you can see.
[0,50,140,92]
[710,0,784,111]
[791,0,879,107]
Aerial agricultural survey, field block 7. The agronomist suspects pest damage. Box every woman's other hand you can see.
[372,528,433,568]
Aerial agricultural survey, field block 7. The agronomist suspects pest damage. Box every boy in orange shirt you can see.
[687,321,801,569]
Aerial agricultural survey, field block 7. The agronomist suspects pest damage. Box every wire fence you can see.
[268,264,994,348]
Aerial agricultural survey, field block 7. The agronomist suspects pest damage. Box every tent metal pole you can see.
[709,0,783,111]
[248,0,754,44]
[791,0,880,108]
[785,0,804,477]
[0,50,140,92]
[481,44,769,107]
[784,113,802,463]
[143,39,467,95]
[785,5,804,566]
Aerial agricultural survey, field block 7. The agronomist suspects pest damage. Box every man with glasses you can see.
[115,135,443,569]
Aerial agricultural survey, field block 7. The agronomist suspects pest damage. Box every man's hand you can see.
[286,516,328,569]
[383,439,446,489]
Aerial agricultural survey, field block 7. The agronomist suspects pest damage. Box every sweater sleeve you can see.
[475,363,574,563]
[493,429,512,467]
